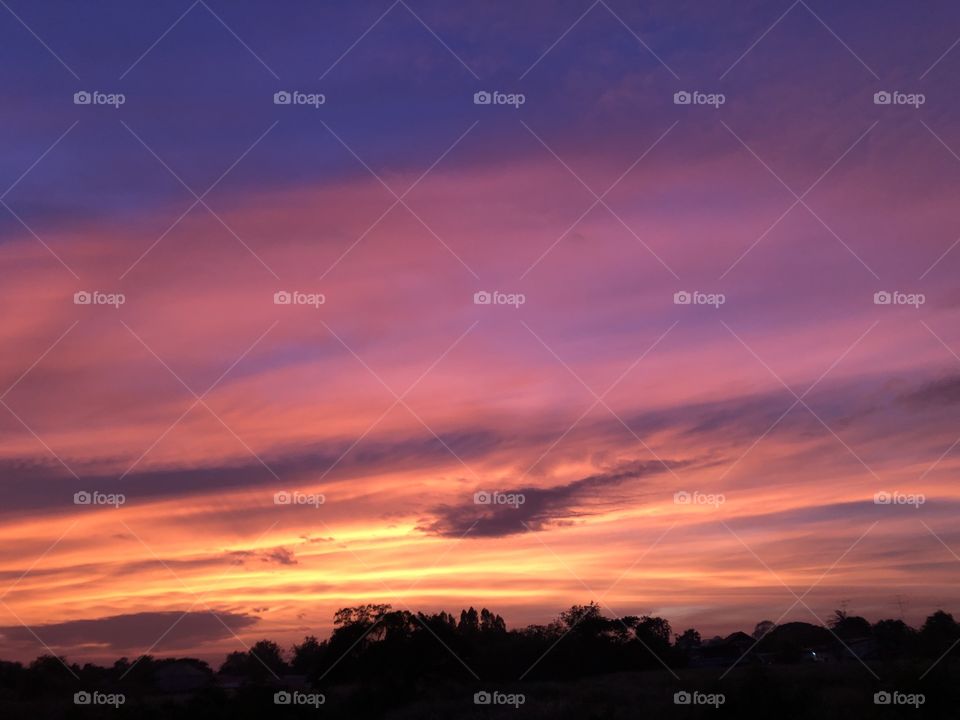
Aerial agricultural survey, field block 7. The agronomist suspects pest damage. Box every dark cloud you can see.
[900,374,960,409]
[418,458,691,538]
[719,498,958,534]
[2,366,958,528]
[225,546,296,566]
[0,611,258,655]
[261,547,297,566]
[0,430,506,519]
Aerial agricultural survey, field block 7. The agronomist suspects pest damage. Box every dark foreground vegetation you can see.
[1,604,959,718]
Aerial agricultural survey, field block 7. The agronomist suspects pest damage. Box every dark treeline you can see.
[2,603,959,718]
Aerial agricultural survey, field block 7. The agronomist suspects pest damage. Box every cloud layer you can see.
[2,0,960,663]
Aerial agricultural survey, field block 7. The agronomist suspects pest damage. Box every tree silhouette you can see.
[872,618,917,659]
[675,628,701,650]
[2,602,959,719]
[920,610,960,658]
[830,610,872,639]
[291,635,325,675]
[752,620,776,640]
[220,639,287,682]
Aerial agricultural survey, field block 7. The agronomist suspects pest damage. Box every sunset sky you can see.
[2,0,960,665]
